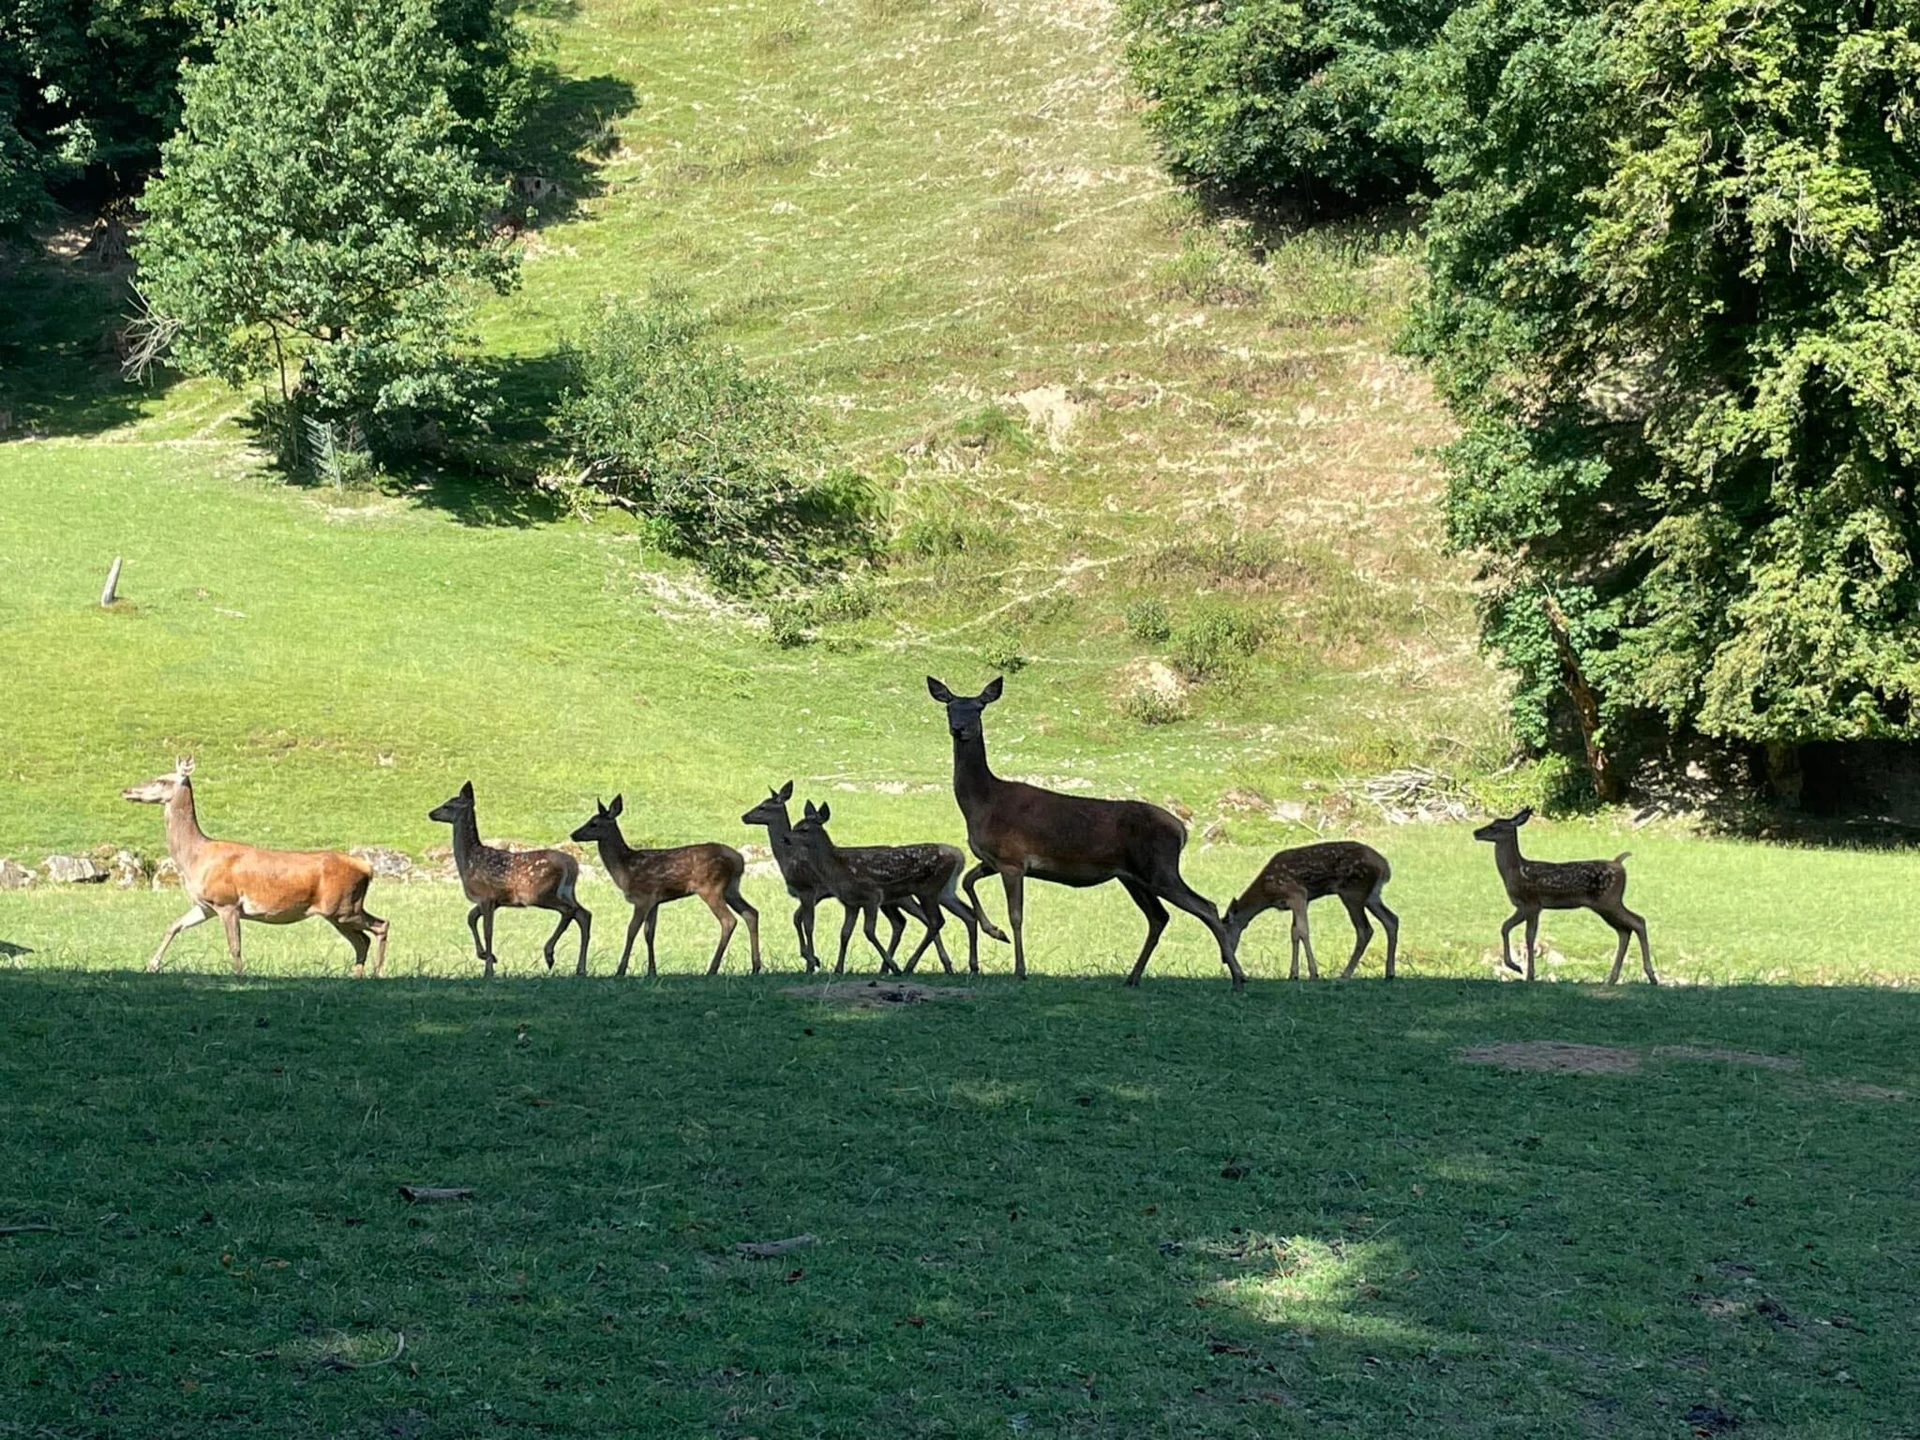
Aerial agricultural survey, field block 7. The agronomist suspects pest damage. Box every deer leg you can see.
[1523,912,1540,982]
[572,903,592,976]
[791,899,814,972]
[330,917,372,978]
[1153,876,1246,989]
[901,899,947,975]
[1290,900,1319,980]
[146,903,213,972]
[882,904,911,972]
[861,905,893,972]
[644,907,661,977]
[702,889,739,976]
[616,904,648,978]
[216,906,245,975]
[362,913,389,978]
[999,868,1028,979]
[465,904,487,962]
[962,862,1001,938]
[480,905,498,979]
[940,894,981,974]
[1367,895,1398,979]
[1627,907,1656,985]
[1498,911,1525,975]
[834,904,858,975]
[1338,894,1374,980]
[1120,877,1170,987]
[725,879,761,974]
[539,904,573,972]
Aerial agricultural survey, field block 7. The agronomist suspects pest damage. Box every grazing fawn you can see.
[570,795,759,976]
[428,782,590,977]
[927,676,1244,988]
[1472,807,1655,984]
[1223,842,1399,980]
[788,800,1000,974]
[123,757,389,976]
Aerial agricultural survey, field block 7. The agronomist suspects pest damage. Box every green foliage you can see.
[134,0,519,444]
[1173,601,1269,682]
[1405,0,1920,771]
[1120,681,1189,725]
[1123,595,1173,643]
[553,297,878,592]
[1119,0,1453,208]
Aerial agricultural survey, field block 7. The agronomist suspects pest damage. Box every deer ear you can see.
[816,801,831,824]
[176,756,195,778]
[610,794,624,818]
[802,800,816,819]
[460,780,474,800]
[1513,806,1533,825]
[927,676,955,703]
[776,779,793,802]
[981,675,1004,703]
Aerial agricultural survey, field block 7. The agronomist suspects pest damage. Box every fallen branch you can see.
[397,1186,473,1204]
[0,1224,57,1236]
[734,1233,816,1258]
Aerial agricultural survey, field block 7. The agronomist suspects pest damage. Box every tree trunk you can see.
[1540,592,1623,803]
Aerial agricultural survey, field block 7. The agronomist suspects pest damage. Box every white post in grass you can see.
[101,556,122,607]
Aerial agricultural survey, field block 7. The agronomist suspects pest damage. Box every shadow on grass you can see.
[501,70,639,230]
[0,971,1913,1433]
[0,246,176,438]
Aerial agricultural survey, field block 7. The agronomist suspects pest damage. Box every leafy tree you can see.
[553,298,878,593]
[1118,0,1455,208]
[134,0,517,442]
[1403,0,1920,797]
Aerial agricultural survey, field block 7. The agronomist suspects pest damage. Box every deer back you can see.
[973,781,1187,883]
[187,841,372,918]
[460,843,577,906]
[606,842,742,903]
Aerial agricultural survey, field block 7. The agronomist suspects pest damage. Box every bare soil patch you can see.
[1455,1041,1641,1075]
[782,981,978,1008]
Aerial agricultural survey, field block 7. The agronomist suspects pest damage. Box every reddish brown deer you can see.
[1472,807,1655,983]
[429,782,590,978]
[926,676,1245,988]
[742,783,1006,972]
[789,800,1000,974]
[123,757,389,976]
[570,795,759,976]
[1223,841,1399,980]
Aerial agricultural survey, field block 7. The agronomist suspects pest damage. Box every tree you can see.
[1402,0,1920,797]
[1118,0,1455,209]
[134,0,517,440]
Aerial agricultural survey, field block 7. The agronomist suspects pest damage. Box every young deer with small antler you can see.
[1473,807,1655,984]
[429,782,590,977]
[570,795,759,976]
[788,801,990,974]
[1224,841,1399,980]
[123,758,389,975]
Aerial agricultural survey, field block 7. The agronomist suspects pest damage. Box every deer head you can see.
[740,780,795,827]
[123,756,195,805]
[428,780,477,825]
[569,794,625,844]
[1472,807,1533,843]
[926,675,1004,739]
[792,799,834,842]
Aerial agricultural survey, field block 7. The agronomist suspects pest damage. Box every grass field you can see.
[3,0,1919,1433]
[3,972,1915,1438]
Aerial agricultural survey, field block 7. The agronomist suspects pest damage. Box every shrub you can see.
[553,298,878,592]
[1119,0,1455,209]
[1123,596,1173,643]
[1173,603,1269,682]
[1122,686,1191,726]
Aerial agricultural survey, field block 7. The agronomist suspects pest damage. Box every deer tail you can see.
[1612,851,1632,865]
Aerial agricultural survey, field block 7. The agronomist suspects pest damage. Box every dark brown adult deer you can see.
[926,676,1245,988]
[429,782,591,978]
[123,757,389,976]
[1472,807,1655,984]
[570,795,759,976]
[1223,841,1399,980]
[789,800,998,974]
[741,782,1006,972]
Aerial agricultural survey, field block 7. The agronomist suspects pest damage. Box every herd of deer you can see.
[118,676,1658,986]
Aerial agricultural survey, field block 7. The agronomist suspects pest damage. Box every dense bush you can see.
[1403,0,1920,796]
[1119,0,1454,208]
[554,299,878,592]
[134,0,520,448]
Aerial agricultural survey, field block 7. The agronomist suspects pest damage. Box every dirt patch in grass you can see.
[1455,1041,1641,1075]
[781,981,978,1008]
[1653,1045,1801,1071]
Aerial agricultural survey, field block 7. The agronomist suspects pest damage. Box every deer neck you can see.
[164,784,210,868]
[448,807,486,877]
[593,823,637,886]
[1491,832,1525,881]
[951,729,998,812]
[759,808,804,882]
